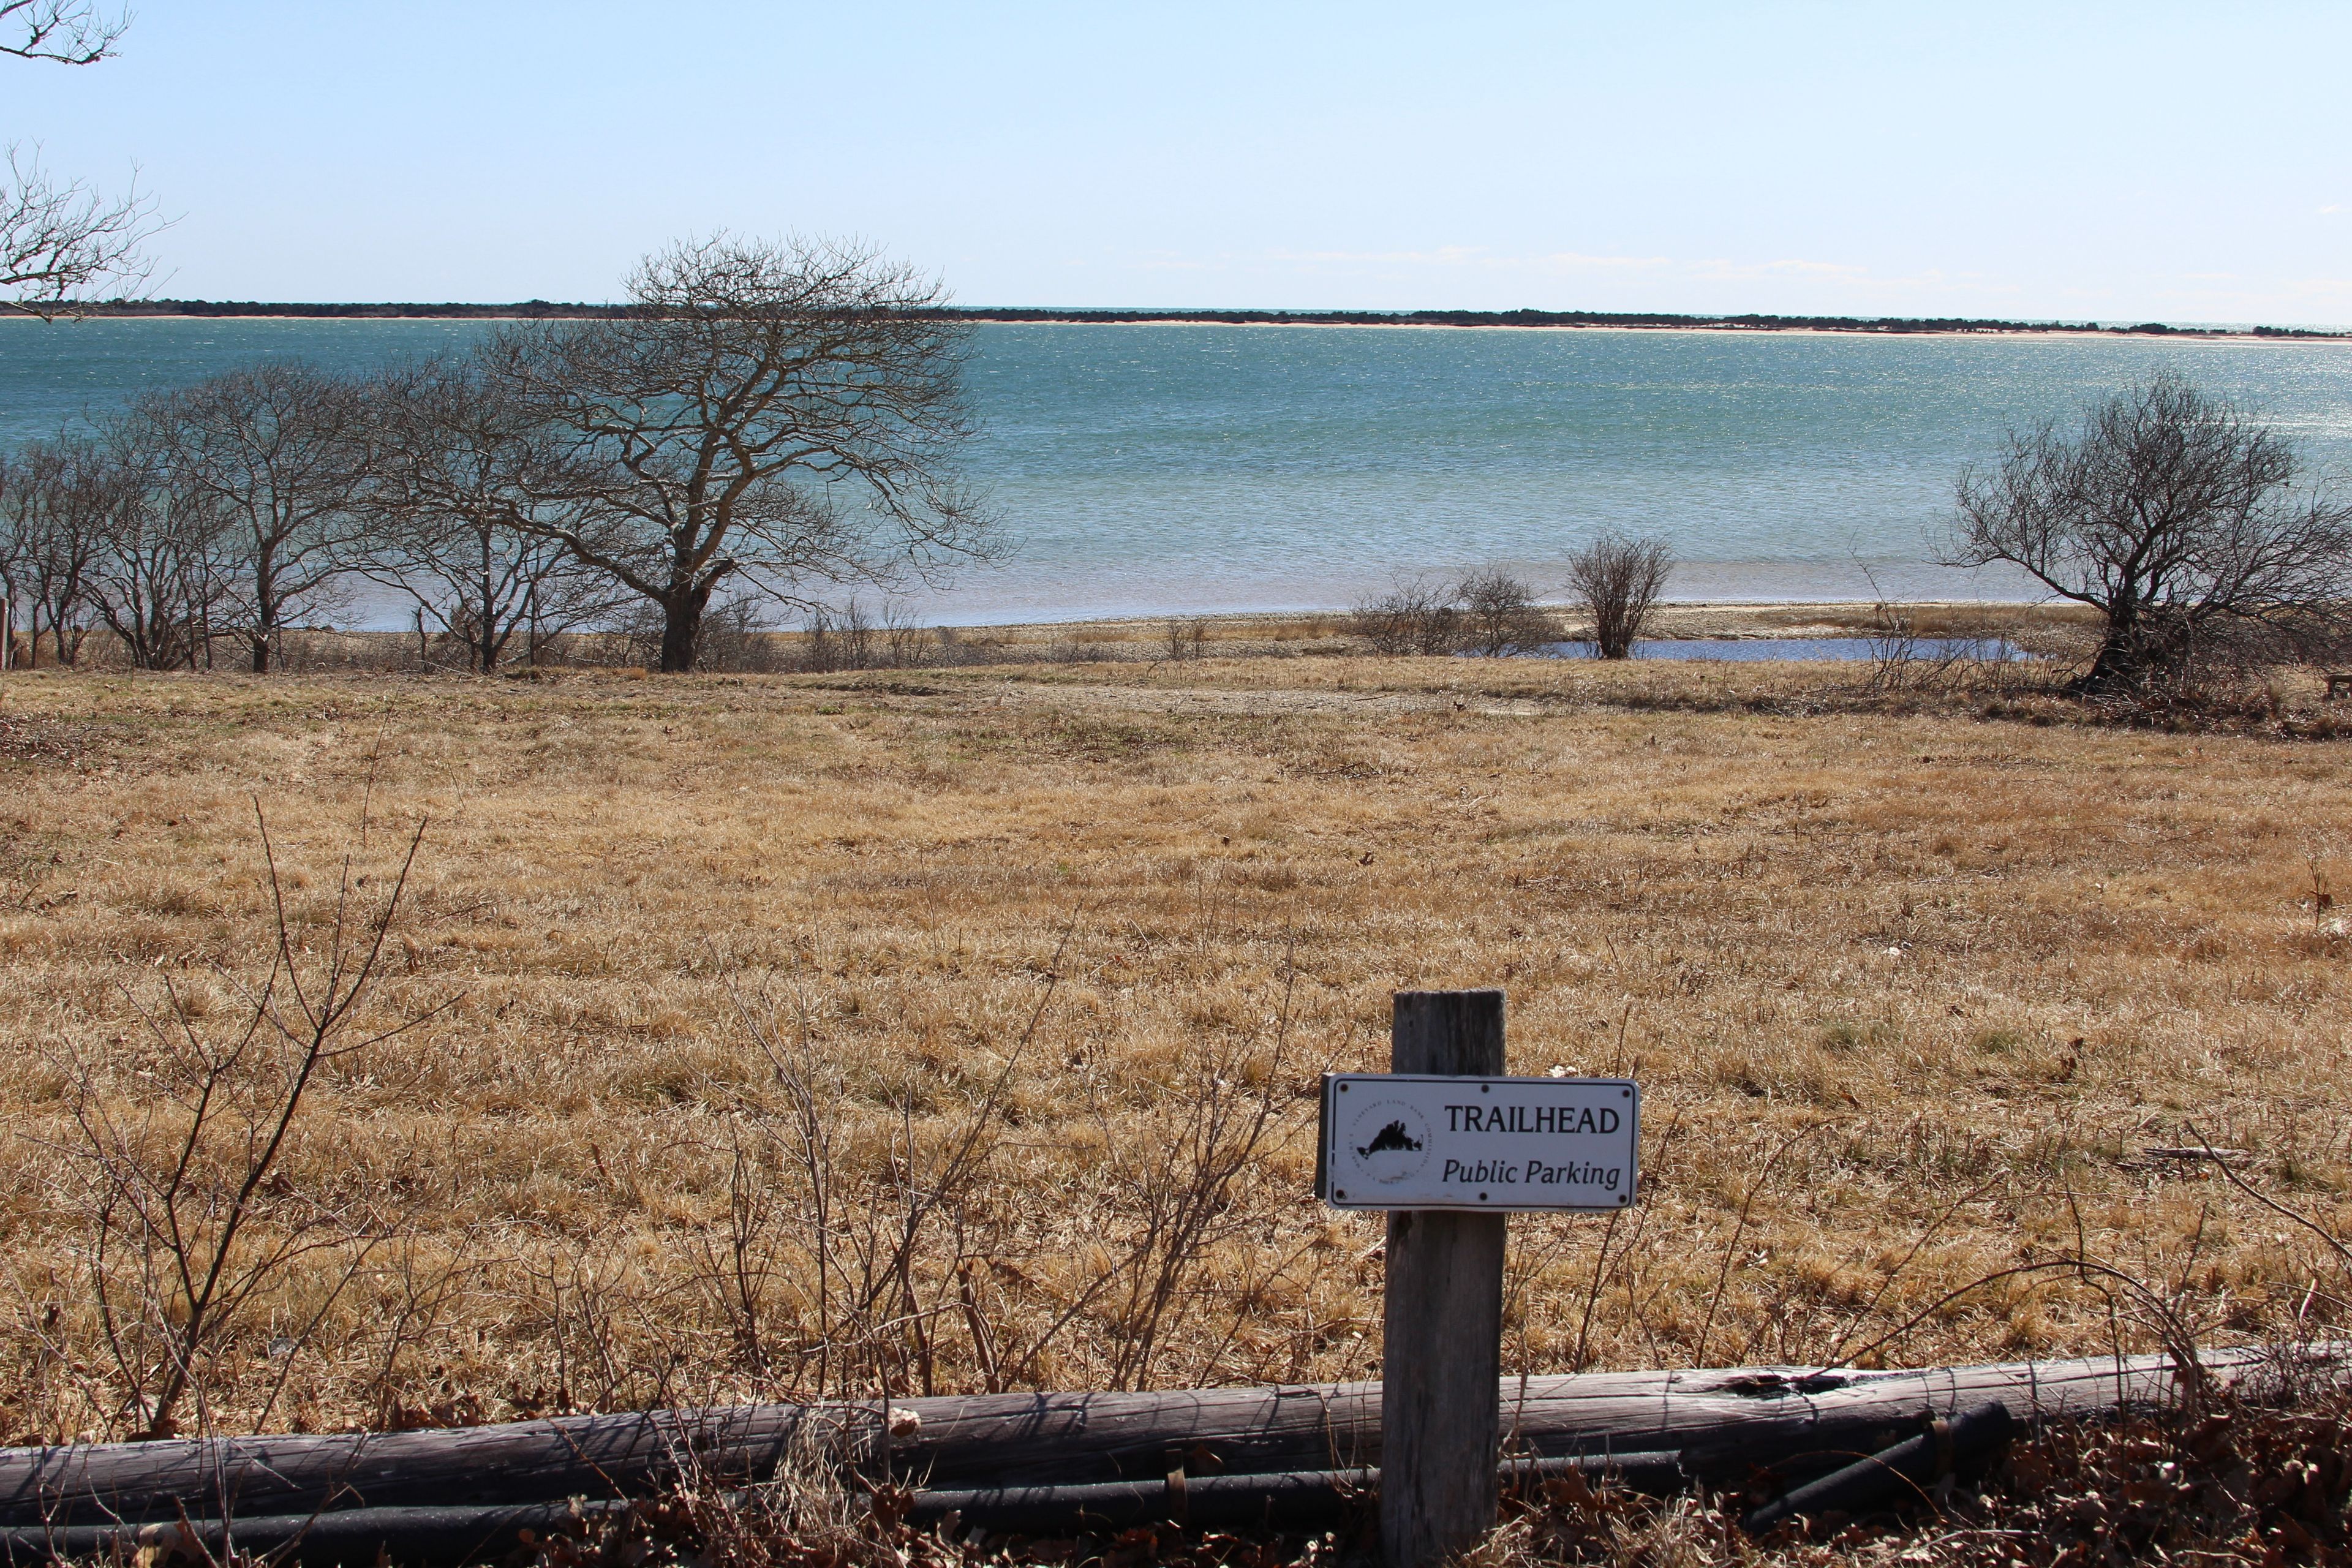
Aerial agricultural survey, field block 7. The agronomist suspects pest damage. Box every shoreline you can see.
[292,599,2081,643]
[935,598,2082,639]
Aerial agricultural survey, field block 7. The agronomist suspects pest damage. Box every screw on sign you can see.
[1318,991,1642,1568]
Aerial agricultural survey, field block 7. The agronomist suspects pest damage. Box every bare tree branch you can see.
[0,0,126,64]
[1,2,160,317]
[0,143,160,318]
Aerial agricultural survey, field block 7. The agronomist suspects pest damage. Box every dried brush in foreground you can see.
[522,1377,2352,1568]
[22,803,453,1442]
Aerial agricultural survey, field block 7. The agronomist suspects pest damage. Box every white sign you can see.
[1316,1074,1639,1212]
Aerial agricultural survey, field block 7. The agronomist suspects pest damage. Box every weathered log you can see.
[0,1348,2305,1538]
[0,1502,628,1568]
[0,1453,1692,1568]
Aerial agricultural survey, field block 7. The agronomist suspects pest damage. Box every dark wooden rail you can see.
[0,1348,2310,1565]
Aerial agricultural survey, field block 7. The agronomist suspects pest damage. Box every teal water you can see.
[5,318,2350,622]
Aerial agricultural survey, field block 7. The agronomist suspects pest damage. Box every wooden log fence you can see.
[0,1346,2323,1565]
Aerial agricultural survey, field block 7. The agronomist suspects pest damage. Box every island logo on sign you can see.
[1319,1072,1640,1212]
[1347,1099,1433,1185]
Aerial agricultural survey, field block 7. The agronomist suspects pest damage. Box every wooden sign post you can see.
[1381,990,1506,1568]
[1318,990,1640,1568]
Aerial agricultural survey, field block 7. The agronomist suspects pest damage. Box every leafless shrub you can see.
[34,805,449,1439]
[1046,632,1121,664]
[516,1234,698,1414]
[1351,575,1462,655]
[882,601,929,668]
[548,1413,914,1568]
[353,1227,480,1431]
[656,929,1310,1408]
[693,595,790,674]
[1163,616,1208,661]
[1567,532,1673,660]
[1457,569,1559,657]
[693,935,1069,1401]
[1858,588,1987,695]
[800,600,877,673]
[1080,1016,1297,1391]
[928,624,978,666]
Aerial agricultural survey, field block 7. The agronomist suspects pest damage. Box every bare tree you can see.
[155,364,375,673]
[485,234,996,673]
[84,412,238,669]
[1,3,159,317]
[0,448,21,665]
[1567,530,1673,659]
[0,431,107,665]
[1950,372,2352,696]
[363,357,617,672]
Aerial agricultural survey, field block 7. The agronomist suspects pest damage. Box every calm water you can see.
[5,318,2350,624]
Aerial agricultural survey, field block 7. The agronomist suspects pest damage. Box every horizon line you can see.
[16,301,2352,339]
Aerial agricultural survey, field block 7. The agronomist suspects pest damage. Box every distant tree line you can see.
[67,302,2352,339]
[0,235,997,673]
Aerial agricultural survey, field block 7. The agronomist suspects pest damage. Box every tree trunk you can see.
[2075,603,2195,697]
[2078,638,2141,695]
[478,540,499,673]
[658,595,703,673]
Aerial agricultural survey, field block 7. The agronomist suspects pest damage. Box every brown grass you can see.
[2,650,2350,1444]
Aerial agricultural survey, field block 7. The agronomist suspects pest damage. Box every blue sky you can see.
[9,2,2352,321]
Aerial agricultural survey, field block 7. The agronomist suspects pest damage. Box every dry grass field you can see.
[2,645,2350,1447]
